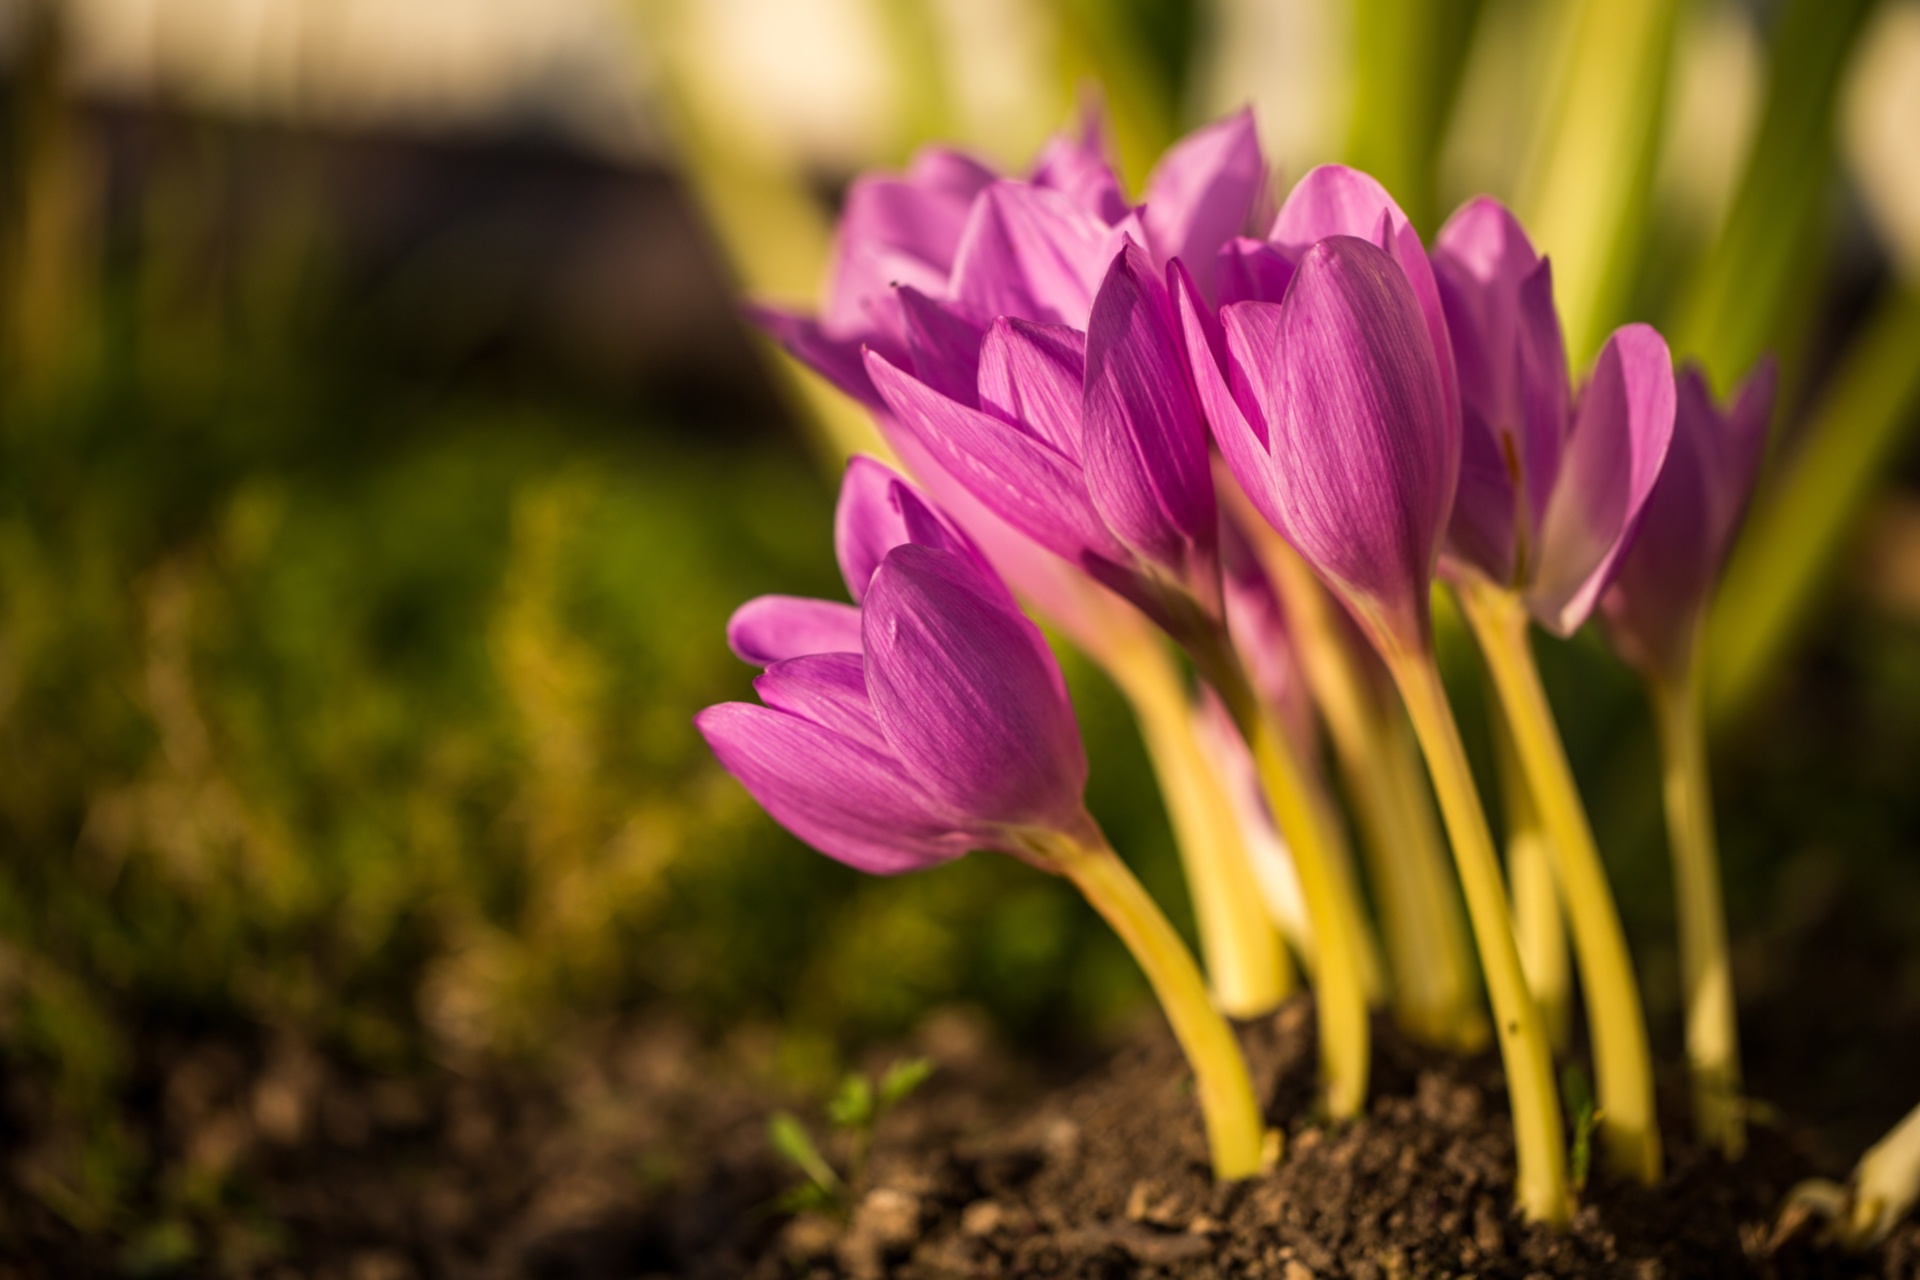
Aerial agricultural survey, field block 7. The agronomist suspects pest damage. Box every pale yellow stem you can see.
[1387,648,1572,1227]
[1231,693,1373,1121]
[1650,648,1744,1159]
[1458,578,1661,1186]
[1232,495,1481,1047]
[1043,824,1270,1180]
[1103,633,1294,1017]
[1492,699,1574,1052]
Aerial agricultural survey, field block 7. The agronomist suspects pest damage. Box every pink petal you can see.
[747,304,887,410]
[865,350,1128,570]
[1171,260,1277,524]
[949,181,1114,328]
[897,287,987,407]
[696,702,970,875]
[1142,108,1266,300]
[1215,236,1295,306]
[1222,236,1456,652]
[754,652,888,754]
[834,455,996,604]
[726,595,864,666]
[1431,197,1571,583]
[1599,358,1774,674]
[863,545,1086,830]
[1030,117,1129,223]
[977,317,1087,462]
[1082,242,1219,587]
[1270,166,1458,439]
[1528,324,1677,636]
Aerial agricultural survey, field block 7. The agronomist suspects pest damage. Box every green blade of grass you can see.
[1706,286,1920,723]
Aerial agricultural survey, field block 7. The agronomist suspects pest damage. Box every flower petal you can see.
[871,411,1152,666]
[977,317,1088,462]
[1082,242,1219,585]
[696,702,970,875]
[1528,324,1677,635]
[1599,358,1773,674]
[1270,165,1457,435]
[727,595,864,666]
[949,181,1114,328]
[1171,259,1272,501]
[863,544,1087,830]
[834,455,995,604]
[1223,236,1456,651]
[1142,108,1266,300]
[1215,236,1296,306]
[898,287,987,407]
[753,652,888,754]
[747,304,886,410]
[865,350,1128,569]
[1030,127,1130,224]
[1431,198,1571,581]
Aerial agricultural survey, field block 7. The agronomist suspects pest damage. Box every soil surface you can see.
[2,999,1914,1278]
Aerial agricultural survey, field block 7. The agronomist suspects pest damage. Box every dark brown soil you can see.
[2,1000,1914,1279]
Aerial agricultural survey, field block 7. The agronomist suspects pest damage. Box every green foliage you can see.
[1563,1063,1599,1192]
[768,1057,936,1215]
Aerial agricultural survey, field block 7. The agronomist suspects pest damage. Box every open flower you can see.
[865,240,1223,641]
[701,459,1087,871]
[1430,197,1677,634]
[1182,233,1456,658]
[1600,358,1776,678]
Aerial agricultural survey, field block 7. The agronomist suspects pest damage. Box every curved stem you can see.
[1387,648,1572,1226]
[1650,651,1743,1158]
[1042,823,1269,1180]
[1103,632,1295,1017]
[1458,578,1661,1185]
[1189,624,1374,1122]
[1231,499,1481,1047]
[1491,696,1573,1052]
[1240,708,1374,1120]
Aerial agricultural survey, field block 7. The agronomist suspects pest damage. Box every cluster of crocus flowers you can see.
[706,108,1779,1226]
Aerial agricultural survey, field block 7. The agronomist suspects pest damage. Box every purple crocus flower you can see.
[1600,359,1776,677]
[700,458,1088,872]
[1429,197,1677,635]
[1181,233,1457,658]
[865,240,1224,643]
[756,109,1266,412]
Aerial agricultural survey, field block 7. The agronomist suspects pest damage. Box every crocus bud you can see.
[1185,235,1456,659]
[866,240,1224,639]
[1431,197,1678,635]
[1600,359,1776,678]
[700,464,1091,872]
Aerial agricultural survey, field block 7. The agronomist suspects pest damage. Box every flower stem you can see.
[1649,651,1743,1159]
[1458,577,1661,1186]
[1239,707,1374,1120]
[1104,632,1295,1017]
[1491,697,1573,1052]
[1386,647,1572,1226]
[1231,498,1481,1048]
[1043,823,1270,1180]
[1190,623,1374,1122]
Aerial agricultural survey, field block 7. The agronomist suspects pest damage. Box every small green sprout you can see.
[767,1057,935,1216]
[1563,1064,1601,1193]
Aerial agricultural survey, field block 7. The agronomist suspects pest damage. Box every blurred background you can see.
[1,0,1918,1265]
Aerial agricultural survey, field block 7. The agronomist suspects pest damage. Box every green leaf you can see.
[828,1074,874,1131]
[1563,1063,1598,1192]
[877,1058,935,1113]
[767,1111,841,1192]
